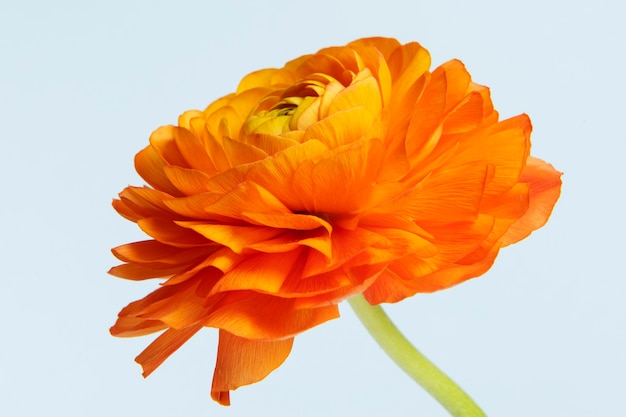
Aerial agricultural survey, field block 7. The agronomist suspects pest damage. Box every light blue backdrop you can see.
[1,1,623,416]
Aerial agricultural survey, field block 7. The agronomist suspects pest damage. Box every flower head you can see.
[110,37,561,405]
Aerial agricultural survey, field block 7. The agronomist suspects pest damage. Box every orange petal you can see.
[405,59,472,162]
[135,324,203,377]
[359,226,437,263]
[294,53,346,83]
[242,212,331,232]
[186,116,231,173]
[245,139,328,211]
[137,217,210,247]
[197,181,292,221]
[112,240,189,264]
[244,133,299,155]
[211,330,294,406]
[299,138,384,213]
[116,275,214,331]
[361,268,420,304]
[210,251,303,294]
[149,125,190,167]
[117,186,173,216]
[347,45,392,106]
[361,261,439,304]
[222,136,268,166]
[170,121,218,172]
[420,214,496,262]
[459,114,531,194]
[114,279,189,318]
[134,146,182,197]
[300,226,387,277]
[405,160,488,222]
[109,316,167,337]
[205,106,240,142]
[416,243,501,292]
[480,182,530,219]
[108,262,184,281]
[163,166,213,195]
[205,292,339,339]
[236,68,294,93]
[158,192,222,219]
[364,243,501,304]
[411,114,530,195]
[175,222,283,254]
[162,247,241,286]
[328,74,382,117]
[248,228,332,259]
[386,41,431,92]
[348,37,401,59]
[282,262,384,303]
[441,90,487,135]
[112,197,144,223]
[302,107,375,149]
[500,156,562,245]
[109,240,218,280]
[318,80,347,119]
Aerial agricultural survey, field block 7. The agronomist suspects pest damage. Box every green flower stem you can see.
[348,294,487,417]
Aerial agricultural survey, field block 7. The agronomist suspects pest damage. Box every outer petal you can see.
[205,292,339,339]
[109,316,167,337]
[364,244,501,304]
[111,240,209,265]
[134,146,182,197]
[500,156,562,245]
[111,276,207,333]
[349,37,401,59]
[108,262,186,281]
[135,324,203,377]
[211,331,294,405]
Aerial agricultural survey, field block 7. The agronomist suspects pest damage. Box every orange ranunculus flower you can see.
[110,37,561,405]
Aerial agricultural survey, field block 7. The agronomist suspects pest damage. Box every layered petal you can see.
[500,156,563,245]
[211,331,294,405]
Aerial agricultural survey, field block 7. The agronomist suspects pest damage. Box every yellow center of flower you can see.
[243,95,320,136]
[242,72,354,138]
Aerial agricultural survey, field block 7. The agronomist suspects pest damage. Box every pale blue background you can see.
[1,1,624,416]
